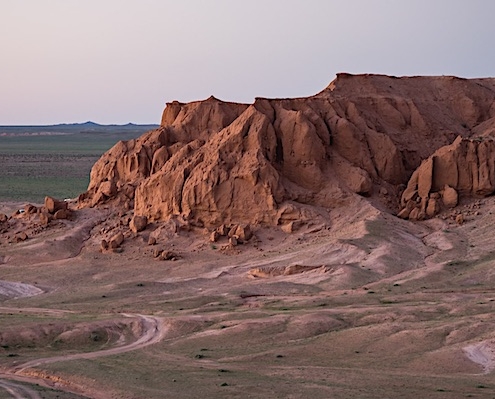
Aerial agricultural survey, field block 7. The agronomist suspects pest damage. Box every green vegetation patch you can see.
[0,129,149,202]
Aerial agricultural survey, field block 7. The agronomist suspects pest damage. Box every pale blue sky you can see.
[1,0,494,125]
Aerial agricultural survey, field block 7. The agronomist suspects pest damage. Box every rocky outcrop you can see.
[398,137,495,220]
[78,74,495,227]
[45,196,68,214]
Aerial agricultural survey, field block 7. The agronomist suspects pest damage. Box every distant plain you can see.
[0,123,157,203]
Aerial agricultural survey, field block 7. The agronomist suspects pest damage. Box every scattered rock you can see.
[233,224,252,242]
[14,232,28,242]
[216,224,229,236]
[24,204,37,214]
[158,250,180,261]
[148,236,157,246]
[456,214,465,225]
[0,213,8,223]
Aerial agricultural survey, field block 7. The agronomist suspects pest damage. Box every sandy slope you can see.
[1,197,495,398]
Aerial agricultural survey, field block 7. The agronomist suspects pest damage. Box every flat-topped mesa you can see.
[78,74,495,228]
[398,136,495,220]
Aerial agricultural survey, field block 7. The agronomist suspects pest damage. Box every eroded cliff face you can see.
[398,136,495,220]
[78,73,495,227]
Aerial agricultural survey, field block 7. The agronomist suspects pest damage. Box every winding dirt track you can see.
[0,378,42,399]
[0,313,167,398]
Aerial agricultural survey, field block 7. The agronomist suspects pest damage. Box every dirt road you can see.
[0,313,166,398]
[0,378,42,399]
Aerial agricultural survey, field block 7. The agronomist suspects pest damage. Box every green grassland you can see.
[0,124,156,203]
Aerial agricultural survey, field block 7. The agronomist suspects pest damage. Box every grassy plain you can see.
[0,124,156,203]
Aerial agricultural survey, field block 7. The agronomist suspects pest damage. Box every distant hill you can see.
[0,122,159,136]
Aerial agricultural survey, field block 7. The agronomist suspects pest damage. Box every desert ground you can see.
[0,195,495,399]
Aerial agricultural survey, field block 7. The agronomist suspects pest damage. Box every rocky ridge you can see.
[78,73,495,229]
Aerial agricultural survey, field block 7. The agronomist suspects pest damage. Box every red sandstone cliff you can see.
[78,74,495,227]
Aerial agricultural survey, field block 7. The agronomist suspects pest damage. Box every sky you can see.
[1,0,495,125]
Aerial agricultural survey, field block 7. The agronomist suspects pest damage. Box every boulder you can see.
[39,212,50,225]
[15,232,28,242]
[233,224,252,242]
[100,239,109,251]
[216,224,229,236]
[397,208,411,220]
[209,230,220,243]
[228,225,239,238]
[99,180,117,197]
[153,248,163,258]
[109,232,124,248]
[408,207,421,221]
[130,215,147,233]
[45,196,68,214]
[426,198,440,217]
[346,167,373,196]
[159,251,180,261]
[442,185,458,208]
[24,204,37,214]
[53,209,70,220]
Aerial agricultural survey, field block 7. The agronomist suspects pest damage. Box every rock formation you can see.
[399,136,495,220]
[78,74,495,227]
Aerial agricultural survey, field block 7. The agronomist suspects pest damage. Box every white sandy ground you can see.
[0,281,43,299]
[463,341,495,374]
